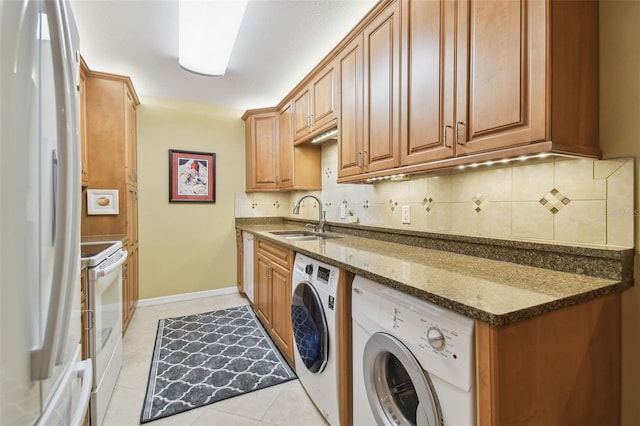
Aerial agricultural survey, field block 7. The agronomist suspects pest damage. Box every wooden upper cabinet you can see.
[363,0,401,173]
[337,34,364,178]
[335,0,600,182]
[244,108,321,192]
[400,0,455,165]
[125,89,138,186]
[279,103,294,189]
[310,64,337,134]
[244,110,279,191]
[292,62,337,144]
[338,0,400,178]
[293,89,311,142]
[454,0,599,157]
[454,0,545,155]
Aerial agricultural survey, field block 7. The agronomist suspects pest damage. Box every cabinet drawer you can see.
[256,238,292,269]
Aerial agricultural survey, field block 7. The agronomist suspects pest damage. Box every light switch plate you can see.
[401,205,411,224]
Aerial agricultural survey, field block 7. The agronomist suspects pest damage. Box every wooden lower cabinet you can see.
[476,293,621,426]
[254,238,294,364]
[122,243,138,334]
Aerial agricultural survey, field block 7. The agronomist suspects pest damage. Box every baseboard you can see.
[137,287,240,308]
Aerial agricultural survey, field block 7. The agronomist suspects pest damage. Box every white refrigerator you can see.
[0,0,92,425]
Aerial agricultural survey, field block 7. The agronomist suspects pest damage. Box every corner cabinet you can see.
[80,61,140,334]
[338,0,401,179]
[244,110,279,191]
[243,108,321,192]
[254,238,294,365]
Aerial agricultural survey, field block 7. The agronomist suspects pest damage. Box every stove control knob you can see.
[304,264,314,275]
[427,327,446,351]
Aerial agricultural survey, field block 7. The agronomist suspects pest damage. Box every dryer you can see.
[352,276,475,426]
[291,253,341,425]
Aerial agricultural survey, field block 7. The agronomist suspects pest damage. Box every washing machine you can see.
[291,253,341,425]
[352,276,475,426]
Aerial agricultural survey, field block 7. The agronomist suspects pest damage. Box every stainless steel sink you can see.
[269,230,341,241]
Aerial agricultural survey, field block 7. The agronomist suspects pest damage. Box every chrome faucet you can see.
[292,194,326,233]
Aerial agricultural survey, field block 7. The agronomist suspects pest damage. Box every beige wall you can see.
[238,144,634,248]
[600,2,640,424]
[137,96,245,299]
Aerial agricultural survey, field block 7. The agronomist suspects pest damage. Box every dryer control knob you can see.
[304,264,314,275]
[427,327,446,351]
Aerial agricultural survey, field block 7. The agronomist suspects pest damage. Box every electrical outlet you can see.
[401,205,411,224]
[340,204,347,219]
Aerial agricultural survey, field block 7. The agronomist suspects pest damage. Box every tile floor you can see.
[103,293,328,426]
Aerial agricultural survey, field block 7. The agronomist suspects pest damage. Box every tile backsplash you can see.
[235,143,635,248]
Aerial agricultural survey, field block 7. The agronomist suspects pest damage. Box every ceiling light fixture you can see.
[178,0,248,77]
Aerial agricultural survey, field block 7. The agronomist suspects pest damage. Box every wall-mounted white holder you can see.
[87,189,119,215]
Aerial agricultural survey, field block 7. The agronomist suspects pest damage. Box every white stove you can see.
[80,240,127,426]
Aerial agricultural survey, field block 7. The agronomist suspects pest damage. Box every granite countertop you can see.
[237,222,633,326]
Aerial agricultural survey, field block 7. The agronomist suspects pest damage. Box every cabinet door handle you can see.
[456,122,465,146]
[363,151,368,168]
[443,125,453,148]
[357,152,362,167]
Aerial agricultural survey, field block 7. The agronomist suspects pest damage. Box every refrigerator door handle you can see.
[69,359,92,426]
[31,0,80,379]
[35,358,92,426]
[53,0,82,367]
[52,149,58,243]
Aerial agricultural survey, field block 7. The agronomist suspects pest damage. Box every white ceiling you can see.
[69,0,378,111]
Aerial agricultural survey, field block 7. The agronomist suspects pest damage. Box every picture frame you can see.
[87,189,119,215]
[169,149,216,203]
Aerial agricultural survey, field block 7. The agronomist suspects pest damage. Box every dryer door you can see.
[291,281,329,374]
[363,332,443,426]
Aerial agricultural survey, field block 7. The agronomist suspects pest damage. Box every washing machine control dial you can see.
[427,327,446,351]
[304,264,314,275]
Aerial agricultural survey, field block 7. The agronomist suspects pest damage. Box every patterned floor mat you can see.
[140,305,296,423]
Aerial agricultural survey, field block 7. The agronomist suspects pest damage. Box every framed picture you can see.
[169,149,216,203]
[87,189,119,215]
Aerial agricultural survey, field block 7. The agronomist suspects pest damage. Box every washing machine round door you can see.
[363,332,443,426]
[291,281,328,373]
